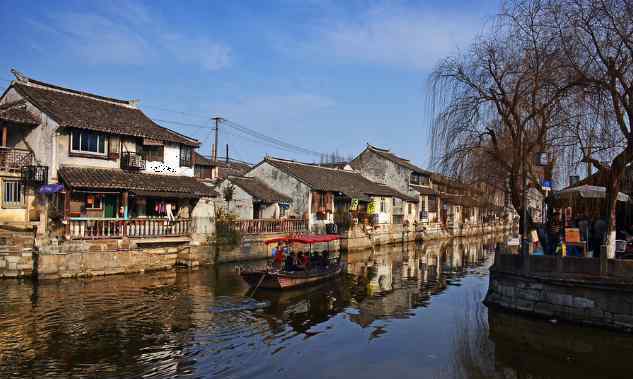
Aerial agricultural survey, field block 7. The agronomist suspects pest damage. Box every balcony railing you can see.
[223,219,308,235]
[121,152,145,170]
[66,218,192,240]
[0,147,33,172]
[21,165,48,187]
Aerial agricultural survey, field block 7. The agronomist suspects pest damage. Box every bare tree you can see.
[548,0,633,257]
[429,0,574,231]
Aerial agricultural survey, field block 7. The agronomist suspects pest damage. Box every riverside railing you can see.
[66,218,192,240]
[226,219,308,235]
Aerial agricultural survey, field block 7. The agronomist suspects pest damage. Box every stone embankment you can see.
[0,226,35,278]
[486,253,633,332]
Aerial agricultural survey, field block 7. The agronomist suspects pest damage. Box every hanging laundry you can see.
[166,202,174,221]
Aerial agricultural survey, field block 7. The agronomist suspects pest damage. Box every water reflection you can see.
[1,234,632,378]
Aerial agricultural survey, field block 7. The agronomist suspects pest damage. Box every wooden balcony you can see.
[21,165,48,187]
[225,219,308,235]
[120,152,145,171]
[66,218,192,240]
[0,147,33,172]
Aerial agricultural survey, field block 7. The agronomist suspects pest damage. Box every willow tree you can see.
[548,0,633,258]
[429,0,573,233]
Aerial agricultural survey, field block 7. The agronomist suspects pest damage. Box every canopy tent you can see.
[266,234,340,244]
[552,185,630,203]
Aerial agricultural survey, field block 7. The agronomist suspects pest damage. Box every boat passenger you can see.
[285,252,296,271]
[321,251,329,268]
[302,252,310,270]
[273,245,285,269]
[296,252,306,271]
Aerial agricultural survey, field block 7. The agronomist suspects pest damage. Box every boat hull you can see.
[241,266,342,290]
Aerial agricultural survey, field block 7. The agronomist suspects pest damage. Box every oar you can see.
[249,272,267,298]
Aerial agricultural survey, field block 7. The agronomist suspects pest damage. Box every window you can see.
[180,145,192,167]
[71,130,107,155]
[143,145,164,162]
[3,180,23,207]
[411,173,430,186]
[428,196,438,212]
[279,204,288,217]
[380,197,386,213]
[85,194,102,209]
[408,203,413,215]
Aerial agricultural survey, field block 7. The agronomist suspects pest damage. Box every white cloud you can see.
[289,4,484,71]
[27,3,231,71]
[161,34,232,71]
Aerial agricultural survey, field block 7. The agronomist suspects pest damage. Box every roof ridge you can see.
[267,156,359,174]
[11,69,136,108]
[367,144,390,152]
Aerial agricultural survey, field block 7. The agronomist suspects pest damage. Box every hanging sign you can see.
[542,179,552,191]
[350,198,359,211]
[367,199,377,215]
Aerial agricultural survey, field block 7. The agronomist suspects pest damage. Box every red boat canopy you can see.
[265,234,339,244]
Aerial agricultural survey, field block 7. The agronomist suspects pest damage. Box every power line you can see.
[150,116,325,157]
[222,119,323,157]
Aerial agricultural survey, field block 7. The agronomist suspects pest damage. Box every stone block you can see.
[545,292,573,307]
[573,297,595,309]
[518,288,542,301]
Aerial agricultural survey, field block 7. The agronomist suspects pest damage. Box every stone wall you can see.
[486,253,633,332]
[0,227,34,278]
[34,237,215,280]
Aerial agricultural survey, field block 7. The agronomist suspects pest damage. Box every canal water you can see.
[2,235,633,378]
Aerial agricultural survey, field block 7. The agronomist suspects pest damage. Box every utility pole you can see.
[211,116,223,163]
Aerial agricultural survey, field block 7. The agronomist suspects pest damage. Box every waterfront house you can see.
[0,70,217,240]
[246,157,418,233]
[350,144,437,223]
[214,175,292,220]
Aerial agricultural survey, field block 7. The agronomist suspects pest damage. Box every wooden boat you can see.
[241,264,343,290]
[240,234,342,290]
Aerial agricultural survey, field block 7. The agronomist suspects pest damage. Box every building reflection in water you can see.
[5,233,588,379]
[340,237,498,335]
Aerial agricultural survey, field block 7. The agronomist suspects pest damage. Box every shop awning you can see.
[38,183,64,194]
[130,190,199,199]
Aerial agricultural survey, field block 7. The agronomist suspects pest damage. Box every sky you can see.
[0,0,500,167]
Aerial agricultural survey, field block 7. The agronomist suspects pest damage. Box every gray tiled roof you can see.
[264,157,418,202]
[228,176,292,203]
[11,78,199,146]
[58,166,218,197]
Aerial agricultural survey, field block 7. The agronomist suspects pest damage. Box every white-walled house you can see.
[350,144,436,224]
[0,70,217,238]
[245,157,418,232]
[214,176,292,220]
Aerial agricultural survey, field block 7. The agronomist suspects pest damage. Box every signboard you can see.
[350,198,359,211]
[367,199,377,215]
[542,179,552,191]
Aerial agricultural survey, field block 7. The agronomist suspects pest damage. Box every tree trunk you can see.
[604,174,621,259]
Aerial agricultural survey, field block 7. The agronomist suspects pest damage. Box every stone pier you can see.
[485,253,633,332]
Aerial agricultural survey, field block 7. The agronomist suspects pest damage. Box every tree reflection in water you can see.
[6,234,632,379]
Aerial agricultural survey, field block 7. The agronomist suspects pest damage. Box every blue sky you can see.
[0,0,499,166]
